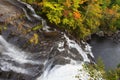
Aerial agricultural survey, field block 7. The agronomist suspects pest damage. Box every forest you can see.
[22,0,120,40]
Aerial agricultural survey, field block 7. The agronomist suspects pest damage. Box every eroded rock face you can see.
[0,0,23,23]
[0,0,40,52]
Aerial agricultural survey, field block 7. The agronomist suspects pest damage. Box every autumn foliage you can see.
[73,11,81,19]
[22,0,120,39]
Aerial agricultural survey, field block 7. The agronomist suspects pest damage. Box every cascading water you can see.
[37,34,93,80]
[0,35,45,76]
[0,0,102,80]
[0,33,94,80]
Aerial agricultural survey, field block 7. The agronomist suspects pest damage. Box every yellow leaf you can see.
[29,33,39,44]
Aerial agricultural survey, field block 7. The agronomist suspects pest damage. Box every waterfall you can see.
[37,35,93,80]
[6,0,51,32]
[0,35,45,76]
[0,0,103,80]
[0,34,100,80]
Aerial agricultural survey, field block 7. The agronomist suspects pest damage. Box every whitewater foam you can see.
[64,34,90,62]
[0,36,40,64]
[37,63,90,80]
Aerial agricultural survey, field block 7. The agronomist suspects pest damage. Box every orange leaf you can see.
[73,11,81,19]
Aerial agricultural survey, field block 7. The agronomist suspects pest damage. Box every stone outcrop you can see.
[0,0,22,23]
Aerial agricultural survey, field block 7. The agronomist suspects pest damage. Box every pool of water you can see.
[89,35,120,70]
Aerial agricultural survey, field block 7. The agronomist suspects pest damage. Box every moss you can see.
[31,24,42,31]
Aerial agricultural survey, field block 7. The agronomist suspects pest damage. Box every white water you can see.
[64,34,90,62]
[1,61,29,74]
[0,29,94,80]
[38,64,90,80]
[0,28,94,79]
[0,34,101,79]
[37,34,95,80]
[0,36,40,64]
[17,0,42,21]
[0,33,102,80]
[0,35,44,75]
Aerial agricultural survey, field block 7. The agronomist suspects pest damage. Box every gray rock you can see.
[96,31,104,37]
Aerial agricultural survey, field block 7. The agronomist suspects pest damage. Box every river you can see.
[89,35,120,70]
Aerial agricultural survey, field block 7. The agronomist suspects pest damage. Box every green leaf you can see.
[32,25,42,31]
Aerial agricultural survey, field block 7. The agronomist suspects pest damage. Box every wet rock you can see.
[96,31,104,37]
[0,70,34,80]
[69,48,83,61]
[110,30,120,43]
[87,54,95,63]
[43,31,59,37]
[53,55,71,65]
[0,0,23,23]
